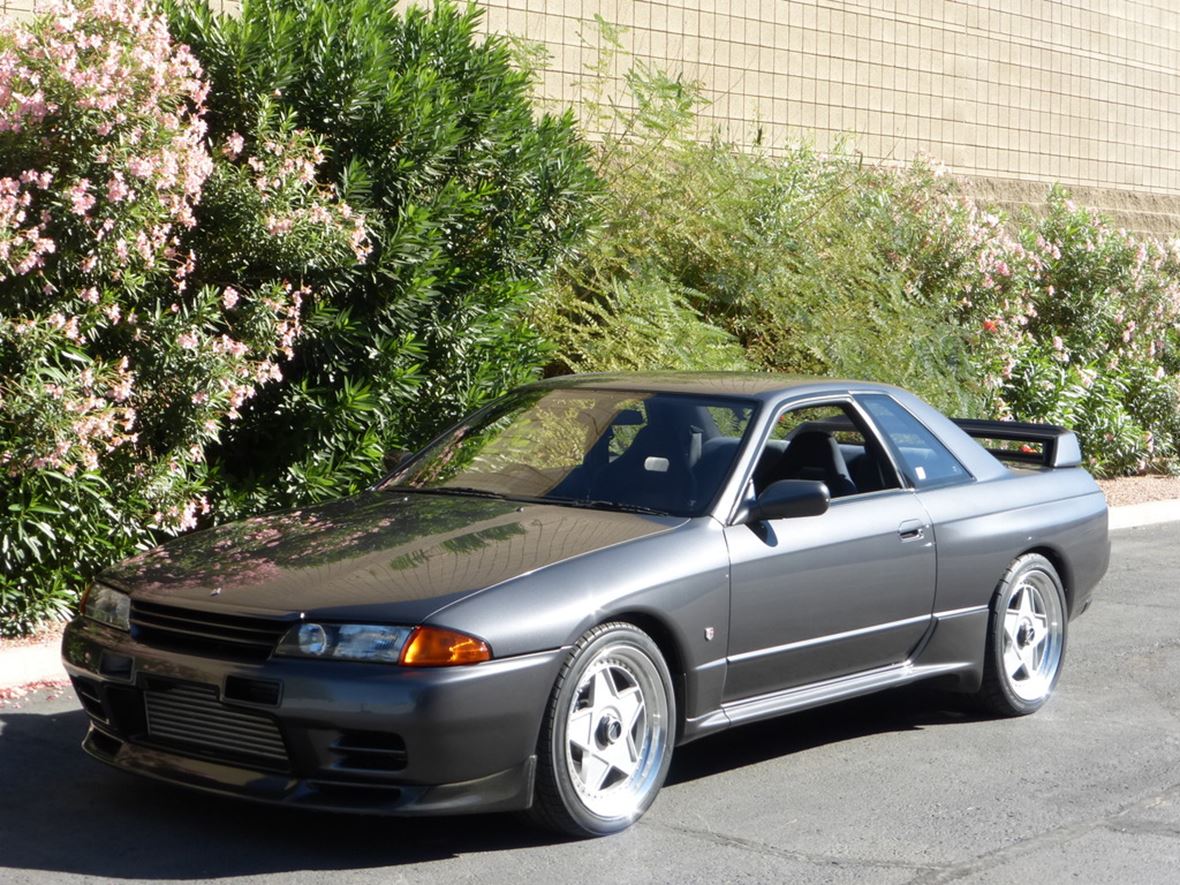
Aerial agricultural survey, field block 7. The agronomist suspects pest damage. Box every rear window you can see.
[859,394,971,490]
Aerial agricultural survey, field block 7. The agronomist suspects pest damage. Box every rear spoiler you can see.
[952,419,1082,469]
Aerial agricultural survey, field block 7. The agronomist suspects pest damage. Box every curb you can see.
[1108,498,1180,532]
[0,640,68,703]
[1,498,1177,697]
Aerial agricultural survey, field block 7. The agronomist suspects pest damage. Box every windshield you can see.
[383,387,757,516]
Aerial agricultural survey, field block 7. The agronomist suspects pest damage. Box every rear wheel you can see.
[530,622,675,837]
[975,553,1067,716]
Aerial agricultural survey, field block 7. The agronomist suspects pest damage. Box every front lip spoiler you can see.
[82,725,536,816]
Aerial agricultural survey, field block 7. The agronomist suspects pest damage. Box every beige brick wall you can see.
[479,0,1180,233]
[6,1,1179,232]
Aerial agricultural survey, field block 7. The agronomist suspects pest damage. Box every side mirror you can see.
[383,449,411,473]
[746,479,830,523]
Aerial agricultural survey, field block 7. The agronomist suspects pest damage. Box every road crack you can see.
[640,818,946,875]
[902,782,1180,884]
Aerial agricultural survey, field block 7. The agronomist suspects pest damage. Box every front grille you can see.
[130,600,289,660]
[143,680,290,771]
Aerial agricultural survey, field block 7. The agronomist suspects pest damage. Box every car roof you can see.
[525,372,908,403]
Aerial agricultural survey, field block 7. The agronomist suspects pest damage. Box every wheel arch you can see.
[1019,545,1074,615]
[592,609,689,741]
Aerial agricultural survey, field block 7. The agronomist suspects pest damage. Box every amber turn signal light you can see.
[400,626,492,666]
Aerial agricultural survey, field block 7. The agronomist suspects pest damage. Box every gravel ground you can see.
[0,623,64,649]
[1096,474,1180,507]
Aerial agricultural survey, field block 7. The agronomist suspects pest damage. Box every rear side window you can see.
[859,394,971,490]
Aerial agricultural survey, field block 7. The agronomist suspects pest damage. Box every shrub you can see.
[961,189,1180,475]
[537,36,986,415]
[541,33,1180,473]
[535,273,749,373]
[0,0,363,633]
[166,0,600,513]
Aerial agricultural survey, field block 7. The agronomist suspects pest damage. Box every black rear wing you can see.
[952,419,1082,469]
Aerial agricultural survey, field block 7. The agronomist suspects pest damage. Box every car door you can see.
[721,399,937,702]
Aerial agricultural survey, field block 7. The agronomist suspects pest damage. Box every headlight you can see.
[275,623,491,665]
[82,583,131,631]
[276,623,415,663]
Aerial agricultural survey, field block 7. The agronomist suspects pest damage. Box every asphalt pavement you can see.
[1,523,1178,884]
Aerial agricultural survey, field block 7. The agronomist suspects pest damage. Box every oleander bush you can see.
[1,0,599,634]
[0,0,366,634]
[961,189,1180,475]
[166,0,599,514]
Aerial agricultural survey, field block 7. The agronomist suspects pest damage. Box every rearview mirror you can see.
[746,479,830,522]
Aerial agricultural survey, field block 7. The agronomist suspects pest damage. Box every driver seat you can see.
[777,430,858,497]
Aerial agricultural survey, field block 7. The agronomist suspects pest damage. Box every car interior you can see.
[555,399,900,515]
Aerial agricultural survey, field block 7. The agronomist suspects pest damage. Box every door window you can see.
[753,402,900,498]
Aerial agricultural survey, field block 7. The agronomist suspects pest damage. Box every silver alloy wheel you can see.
[564,642,669,820]
[1001,567,1065,702]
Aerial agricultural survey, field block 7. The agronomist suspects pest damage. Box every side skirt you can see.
[678,606,989,745]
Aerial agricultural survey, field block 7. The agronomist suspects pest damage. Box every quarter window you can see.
[859,394,971,489]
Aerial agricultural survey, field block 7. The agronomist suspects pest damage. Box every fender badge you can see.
[704,626,715,641]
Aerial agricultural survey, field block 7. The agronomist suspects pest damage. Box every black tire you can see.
[529,622,676,837]
[975,553,1068,717]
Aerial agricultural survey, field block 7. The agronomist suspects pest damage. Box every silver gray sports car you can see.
[63,373,1109,836]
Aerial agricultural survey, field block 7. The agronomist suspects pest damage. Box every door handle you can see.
[898,519,925,541]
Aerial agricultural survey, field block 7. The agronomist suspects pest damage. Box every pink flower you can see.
[106,173,129,202]
[126,156,154,178]
[222,286,239,309]
[265,216,293,236]
[223,132,245,158]
[69,179,95,216]
[177,331,198,349]
[110,379,133,402]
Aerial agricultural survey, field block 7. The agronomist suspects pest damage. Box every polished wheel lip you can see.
[564,642,669,820]
[1001,568,1064,702]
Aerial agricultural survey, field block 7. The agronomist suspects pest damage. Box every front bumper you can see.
[62,617,565,814]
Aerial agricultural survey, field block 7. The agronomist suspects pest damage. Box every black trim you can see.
[952,419,1082,469]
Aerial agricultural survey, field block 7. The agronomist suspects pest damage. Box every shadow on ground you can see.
[666,684,984,786]
[0,686,983,878]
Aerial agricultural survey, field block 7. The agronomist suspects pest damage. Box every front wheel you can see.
[975,553,1068,716]
[530,622,675,837]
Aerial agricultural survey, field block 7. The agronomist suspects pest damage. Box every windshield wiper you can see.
[390,487,672,516]
[391,486,512,501]
[554,498,671,517]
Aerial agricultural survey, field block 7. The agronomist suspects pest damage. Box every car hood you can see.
[102,492,685,622]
